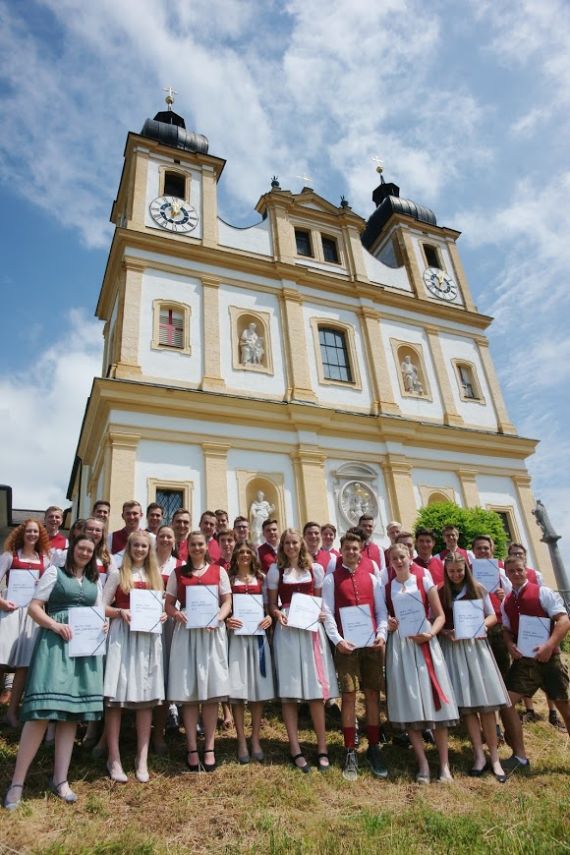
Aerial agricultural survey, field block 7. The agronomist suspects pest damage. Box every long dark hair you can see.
[228,541,263,583]
[180,530,212,578]
[63,535,100,584]
[440,551,484,611]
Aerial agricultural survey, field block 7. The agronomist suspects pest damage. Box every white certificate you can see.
[129,589,163,634]
[7,570,40,608]
[287,592,322,633]
[340,605,376,648]
[393,591,428,638]
[68,607,106,657]
[517,614,551,658]
[233,594,265,636]
[472,558,500,593]
[185,584,220,629]
[453,598,486,639]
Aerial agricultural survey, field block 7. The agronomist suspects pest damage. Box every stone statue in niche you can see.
[240,322,265,365]
[249,490,275,544]
[401,354,423,394]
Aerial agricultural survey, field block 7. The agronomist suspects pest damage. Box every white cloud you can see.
[0,309,102,509]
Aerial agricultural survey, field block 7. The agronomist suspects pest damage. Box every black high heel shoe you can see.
[203,749,216,772]
[186,749,200,772]
[290,752,310,773]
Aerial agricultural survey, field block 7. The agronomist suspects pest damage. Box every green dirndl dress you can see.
[21,567,104,721]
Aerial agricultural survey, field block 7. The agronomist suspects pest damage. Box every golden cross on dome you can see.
[163,86,178,108]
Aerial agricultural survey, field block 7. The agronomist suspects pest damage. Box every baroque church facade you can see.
[67,100,553,581]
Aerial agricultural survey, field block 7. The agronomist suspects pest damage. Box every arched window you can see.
[452,360,483,402]
[152,301,191,355]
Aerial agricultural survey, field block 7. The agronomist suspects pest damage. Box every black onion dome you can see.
[361,178,436,250]
[141,108,209,154]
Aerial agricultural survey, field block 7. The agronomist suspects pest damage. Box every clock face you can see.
[423,267,458,302]
[149,195,199,233]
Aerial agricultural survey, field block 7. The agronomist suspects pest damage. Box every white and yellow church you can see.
[67,98,553,581]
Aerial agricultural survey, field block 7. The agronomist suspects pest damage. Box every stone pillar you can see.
[342,223,370,281]
[201,165,218,248]
[280,288,318,403]
[425,326,463,427]
[513,474,555,585]
[447,241,477,312]
[291,447,329,524]
[271,205,297,264]
[475,337,517,435]
[106,431,140,531]
[129,148,149,228]
[359,308,401,416]
[115,259,143,379]
[382,455,417,530]
[200,275,226,392]
[458,468,480,508]
[202,442,230,511]
[398,230,427,300]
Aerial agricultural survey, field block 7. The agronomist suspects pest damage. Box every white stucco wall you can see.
[135,440,204,521]
[439,333,498,430]
[411,468,463,509]
[218,285,286,398]
[379,318,444,421]
[139,268,203,383]
[363,248,413,291]
[476,474,535,565]
[303,303,373,410]
[217,218,273,256]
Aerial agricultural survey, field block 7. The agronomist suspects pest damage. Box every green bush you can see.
[414,501,508,557]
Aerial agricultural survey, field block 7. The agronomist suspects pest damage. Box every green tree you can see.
[414,502,508,558]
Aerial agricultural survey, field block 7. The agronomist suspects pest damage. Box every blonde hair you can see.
[277,528,312,572]
[119,530,162,592]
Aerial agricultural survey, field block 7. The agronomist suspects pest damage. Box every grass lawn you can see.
[1,694,569,854]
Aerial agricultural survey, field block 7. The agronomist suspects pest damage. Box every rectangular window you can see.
[496,511,514,542]
[163,171,186,198]
[423,244,440,268]
[318,327,352,382]
[458,364,478,399]
[159,308,184,348]
[322,236,339,263]
[295,229,313,257]
[156,489,183,524]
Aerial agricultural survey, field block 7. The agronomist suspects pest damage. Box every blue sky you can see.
[0,0,568,561]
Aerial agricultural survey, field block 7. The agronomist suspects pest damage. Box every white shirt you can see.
[321,565,387,646]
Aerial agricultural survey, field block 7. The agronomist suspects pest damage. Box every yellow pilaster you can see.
[281,288,318,403]
[129,149,149,228]
[512,473,555,585]
[425,326,464,427]
[359,308,401,416]
[475,337,517,435]
[383,455,417,529]
[291,447,329,524]
[458,468,480,508]
[115,260,143,379]
[201,165,218,248]
[342,224,370,281]
[202,442,230,511]
[106,431,140,531]
[447,241,477,312]
[200,275,226,392]
[398,229,426,300]
[271,205,297,264]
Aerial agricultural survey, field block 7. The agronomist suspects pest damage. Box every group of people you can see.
[1,501,569,810]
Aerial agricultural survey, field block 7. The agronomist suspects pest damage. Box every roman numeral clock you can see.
[149,195,199,233]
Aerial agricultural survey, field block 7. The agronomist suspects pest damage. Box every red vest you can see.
[277,567,315,607]
[439,547,470,565]
[362,541,382,567]
[8,551,48,582]
[415,555,444,586]
[160,556,183,587]
[49,532,68,550]
[114,579,148,610]
[332,561,377,634]
[175,563,221,608]
[206,538,220,562]
[230,577,263,596]
[311,549,330,572]
[258,542,278,574]
[111,528,129,555]
[215,558,231,572]
[503,582,551,644]
[175,539,189,562]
